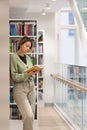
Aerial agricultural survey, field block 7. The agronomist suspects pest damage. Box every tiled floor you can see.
[10,106,71,130]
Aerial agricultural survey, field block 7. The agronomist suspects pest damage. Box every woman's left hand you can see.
[27,71,38,76]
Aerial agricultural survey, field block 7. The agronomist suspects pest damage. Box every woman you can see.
[10,36,36,130]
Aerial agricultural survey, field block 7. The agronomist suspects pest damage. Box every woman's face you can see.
[20,41,32,54]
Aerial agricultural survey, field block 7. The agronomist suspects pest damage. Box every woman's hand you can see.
[27,70,38,76]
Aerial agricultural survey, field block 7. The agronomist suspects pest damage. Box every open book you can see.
[26,65,42,73]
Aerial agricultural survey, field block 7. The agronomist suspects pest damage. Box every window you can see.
[58,9,76,64]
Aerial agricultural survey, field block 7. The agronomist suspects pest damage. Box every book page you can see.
[26,65,42,73]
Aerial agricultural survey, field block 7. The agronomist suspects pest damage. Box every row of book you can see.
[29,55,37,65]
[38,78,43,88]
[38,55,43,65]
[9,39,19,52]
[10,22,37,36]
[68,65,87,85]
[10,88,14,103]
[9,38,37,53]
[38,89,43,101]
[68,65,86,76]
[38,34,43,42]
[10,105,22,120]
[38,44,43,53]
[10,78,14,86]
[38,69,43,76]
[10,104,37,120]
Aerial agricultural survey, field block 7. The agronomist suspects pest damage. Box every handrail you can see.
[51,74,87,92]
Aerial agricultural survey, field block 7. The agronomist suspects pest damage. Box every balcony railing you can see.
[51,63,87,130]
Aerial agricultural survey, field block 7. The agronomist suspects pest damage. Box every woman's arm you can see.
[10,54,29,82]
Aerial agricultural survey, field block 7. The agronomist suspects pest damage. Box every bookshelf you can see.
[9,19,38,120]
[37,30,44,107]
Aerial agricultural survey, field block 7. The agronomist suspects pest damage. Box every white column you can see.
[74,29,80,65]
[0,1,9,130]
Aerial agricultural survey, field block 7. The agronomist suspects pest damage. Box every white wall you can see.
[60,29,75,64]
[79,41,87,66]
[26,13,58,103]
[10,12,58,103]
[0,1,9,130]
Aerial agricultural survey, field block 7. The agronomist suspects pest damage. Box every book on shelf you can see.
[26,65,43,73]
[10,105,22,120]
[10,22,36,36]
[38,34,43,42]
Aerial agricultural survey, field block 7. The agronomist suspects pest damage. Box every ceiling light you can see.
[46,3,50,10]
[41,9,46,15]
[52,0,56,1]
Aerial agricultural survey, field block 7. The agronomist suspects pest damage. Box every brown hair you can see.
[18,36,33,50]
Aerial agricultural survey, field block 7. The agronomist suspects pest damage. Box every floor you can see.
[10,120,39,130]
[39,106,71,130]
[10,106,71,130]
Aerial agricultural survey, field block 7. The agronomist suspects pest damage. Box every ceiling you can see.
[9,0,70,13]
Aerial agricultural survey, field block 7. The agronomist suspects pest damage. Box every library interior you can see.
[0,0,87,130]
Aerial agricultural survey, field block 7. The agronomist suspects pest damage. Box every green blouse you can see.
[10,53,35,83]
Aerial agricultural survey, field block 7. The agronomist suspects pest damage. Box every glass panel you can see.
[51,63,87,130]
[83,92,87,130]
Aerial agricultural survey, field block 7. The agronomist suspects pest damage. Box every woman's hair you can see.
[18,36,33,50]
